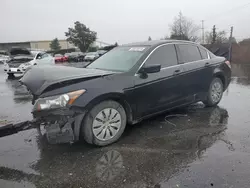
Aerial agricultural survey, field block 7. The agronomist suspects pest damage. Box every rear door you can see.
[133,44,186,118]
[176,44,213,102]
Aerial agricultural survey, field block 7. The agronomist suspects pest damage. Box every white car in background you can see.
[0,55,9,64]
[84,52,99,62]
[0,51,10,64]
[3,48,54,77]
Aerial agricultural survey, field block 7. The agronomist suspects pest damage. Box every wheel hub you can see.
[92,108,122,141]
[211,81,223,103]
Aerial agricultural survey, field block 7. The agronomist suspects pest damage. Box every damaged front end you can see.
[34,108,86,144]
[31,89,86,144]
[19,66,114,144]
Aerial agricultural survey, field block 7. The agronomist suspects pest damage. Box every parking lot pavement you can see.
[1,64,250,188]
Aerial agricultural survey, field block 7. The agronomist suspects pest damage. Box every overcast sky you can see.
[1,0,250,44]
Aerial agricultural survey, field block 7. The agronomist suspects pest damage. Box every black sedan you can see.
[21,40,231,146]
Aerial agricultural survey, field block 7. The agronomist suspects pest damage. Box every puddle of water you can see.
[0,64,250,187]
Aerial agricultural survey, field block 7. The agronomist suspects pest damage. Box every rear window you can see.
[199,47,208,59]
[178,44,201,63]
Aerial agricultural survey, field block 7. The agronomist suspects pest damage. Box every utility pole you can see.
[201,20,205,44]
[228,26,234,62]
[179,12,182,40]
[212,25,216,44]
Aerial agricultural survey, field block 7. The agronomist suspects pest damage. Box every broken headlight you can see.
[33,89,86,112]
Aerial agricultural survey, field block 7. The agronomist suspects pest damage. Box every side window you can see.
[145,44,178,68]
[36,53,42,59]
[178,44,201,63]
[199,47,208,59]
[42,53,49,58]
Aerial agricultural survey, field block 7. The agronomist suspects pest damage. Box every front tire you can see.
[203,77,224,107]
[81,100,127,146]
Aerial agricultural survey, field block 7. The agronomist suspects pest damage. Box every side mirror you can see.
[139,64,161,74]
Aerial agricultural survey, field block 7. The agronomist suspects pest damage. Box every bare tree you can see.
[205,26,228,44]
[169,12,199,42]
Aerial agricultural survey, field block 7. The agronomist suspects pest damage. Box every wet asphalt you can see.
[0,63,250,188]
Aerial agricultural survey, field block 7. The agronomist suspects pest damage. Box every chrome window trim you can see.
[207,51,211,59]
[135,42,211,76]
[198,45,211,60]
[135,43,177,75]
[161,64,180,70]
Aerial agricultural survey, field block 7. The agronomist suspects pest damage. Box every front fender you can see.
[72,91,134,123]
[74,91,128,110]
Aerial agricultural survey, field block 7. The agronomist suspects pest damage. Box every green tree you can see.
[169,12,199,41]
[49,38,61,51]
[148,36,152,41]
[65,21,97,52]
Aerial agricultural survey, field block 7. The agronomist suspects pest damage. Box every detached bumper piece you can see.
[45,118,75,144]
[34,109,85,144]
[0,120,40,138]
[0,109,85,144]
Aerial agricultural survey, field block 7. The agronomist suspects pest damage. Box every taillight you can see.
[225,61,231,69]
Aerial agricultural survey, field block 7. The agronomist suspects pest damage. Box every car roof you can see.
[122,40,197,47]
[31,51,41,55]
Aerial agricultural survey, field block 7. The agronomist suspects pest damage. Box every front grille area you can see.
[8,63,22,68]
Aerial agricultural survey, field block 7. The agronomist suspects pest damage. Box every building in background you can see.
[0,42,31,51]
[0,39,111,52]
[30,39,75,51]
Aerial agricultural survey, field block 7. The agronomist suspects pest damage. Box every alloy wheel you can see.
[210,80,223,103]
[92,108,122,141]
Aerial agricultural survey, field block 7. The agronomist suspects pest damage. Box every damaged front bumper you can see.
[34,108,86,144]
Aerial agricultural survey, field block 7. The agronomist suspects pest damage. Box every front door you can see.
[132,44,186,118]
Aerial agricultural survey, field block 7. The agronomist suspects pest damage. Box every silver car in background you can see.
[84,52,99,61]
[3,48,54,77]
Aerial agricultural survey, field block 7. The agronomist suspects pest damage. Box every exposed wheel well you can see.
[214,74,225,90]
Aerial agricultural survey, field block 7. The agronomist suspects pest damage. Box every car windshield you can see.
[55,54,62,57]
[87,46,148,72]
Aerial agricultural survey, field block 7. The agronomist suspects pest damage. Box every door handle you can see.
[205,62,210,66]
[174,69,181,74]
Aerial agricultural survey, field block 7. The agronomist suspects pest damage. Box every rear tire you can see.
[81,100,127,146]
[203,77,223,107]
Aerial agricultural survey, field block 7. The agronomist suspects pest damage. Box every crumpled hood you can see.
[20,66,115,96]
[10,48,31,56]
